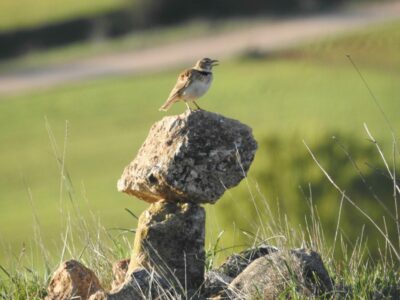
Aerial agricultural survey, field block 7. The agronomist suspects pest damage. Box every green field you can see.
[0,21,400,279]
[0,0,129,31]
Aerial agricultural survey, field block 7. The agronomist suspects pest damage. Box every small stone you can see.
[111,259,130,291]
[46,260,103,300]
[127,201,205,291]
[118,110,257,204]
[228,249,333,299]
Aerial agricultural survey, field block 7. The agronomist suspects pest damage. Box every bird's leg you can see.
[185,102,192,112]
[193,100,202,110]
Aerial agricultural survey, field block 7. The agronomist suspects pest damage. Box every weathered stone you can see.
[127,201,205,291]
[107,268,171,300]
[202,270,233,299]
[111,259,130,291]
[118,110,257,204]
[217,244,278,278]
[228,249,333,299]
[46,260,103,300]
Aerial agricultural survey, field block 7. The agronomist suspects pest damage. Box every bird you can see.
[159,57,218,111]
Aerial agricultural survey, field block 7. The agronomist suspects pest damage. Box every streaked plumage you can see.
[159,58,218,111]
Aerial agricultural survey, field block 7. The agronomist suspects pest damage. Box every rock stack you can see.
[45,110,335,299]
[116,109,257,296]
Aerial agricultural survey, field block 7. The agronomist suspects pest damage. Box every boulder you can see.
[228,249,333,299]
[127,201,205,291]
[117,110,257,204]
[46,260,103,300]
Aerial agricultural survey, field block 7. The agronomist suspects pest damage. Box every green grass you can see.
[0,0,130,31]
[0,20,400,298]
[0,58,398,260]
[288,20,400,71]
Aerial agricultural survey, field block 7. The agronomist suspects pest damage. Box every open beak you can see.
[211,59,219,66]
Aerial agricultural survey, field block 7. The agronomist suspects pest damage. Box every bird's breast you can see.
[183,74,212,99]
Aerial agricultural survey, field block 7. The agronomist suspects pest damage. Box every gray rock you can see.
[217,245,278,278]
[127,201,205,292]
[228,249,333,299]
[118,110,257,204]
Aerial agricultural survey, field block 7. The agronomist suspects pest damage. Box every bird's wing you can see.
[167,69,193,100]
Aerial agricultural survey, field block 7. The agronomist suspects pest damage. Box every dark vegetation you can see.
[0,0,344,60]
[222,132,399,258]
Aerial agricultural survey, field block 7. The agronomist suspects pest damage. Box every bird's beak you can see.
[211,59,219,66]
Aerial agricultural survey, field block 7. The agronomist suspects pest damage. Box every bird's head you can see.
[194,57,219,72]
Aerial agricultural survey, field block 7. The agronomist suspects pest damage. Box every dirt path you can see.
[0,2,399,96]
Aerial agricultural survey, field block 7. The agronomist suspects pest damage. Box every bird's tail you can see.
[159,95,178,111]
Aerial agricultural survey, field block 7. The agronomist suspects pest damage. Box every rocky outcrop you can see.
[46,260,103,300]
[47,247,334,300]
[115,110,257,296]
[117,110,257,204]
[46,110,334,299]
[127,200,206,291]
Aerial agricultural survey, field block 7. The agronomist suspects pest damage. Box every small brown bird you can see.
[159,57,218,111]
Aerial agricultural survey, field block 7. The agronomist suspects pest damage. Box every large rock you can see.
[46,260,103,300]
[228,249,333,299]
[117,110,257,204]
[127,201,205,291]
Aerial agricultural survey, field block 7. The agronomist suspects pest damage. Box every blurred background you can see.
[0,0,399,270]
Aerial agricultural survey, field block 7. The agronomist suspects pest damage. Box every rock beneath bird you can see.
[228,248,334,299]
[46,260,103,300]
[117,109,257,204]
[127,201,205,291]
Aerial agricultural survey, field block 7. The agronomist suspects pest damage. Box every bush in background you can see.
[217,131,398,259]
